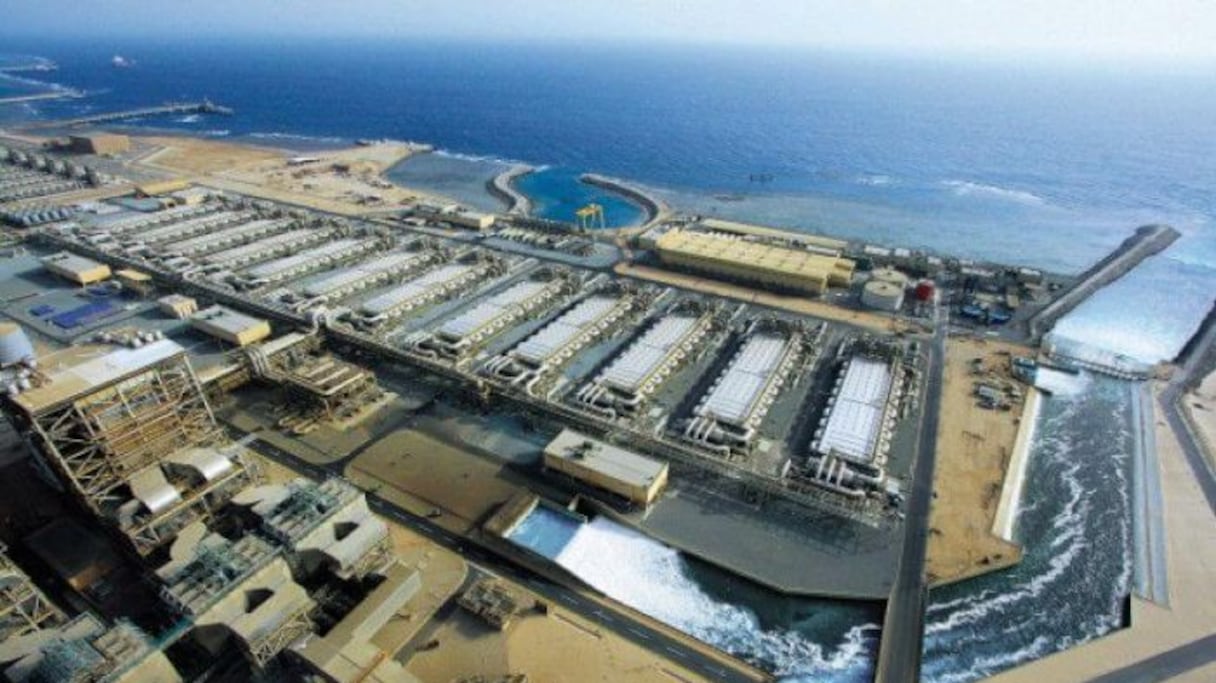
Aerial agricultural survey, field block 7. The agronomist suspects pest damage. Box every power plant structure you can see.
[0,338,259,556]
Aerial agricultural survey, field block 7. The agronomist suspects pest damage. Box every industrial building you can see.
[575,304,714,418]
[654,229,854,296]
[348,259,495,328]
[233,237,383,290]
[413,272,572,361]
[157,529,314,668]
[190,305,272,347]
[806,344,904,497]
[251,341,384,423]
[158,294,199,319]
[235,477,391,580]
[114,268,154,297]
[293,562,423,683]
[483,290,638,393]
[682,319,811,456]
[67,133,131,156]
[158,217,296,260]
[0,613,181,683]
[0,146,92,206]
[198,227,334,273]
[0,339,258,555]
[284,247,437,311]
[543,429,669,507]
[41,252,112,286]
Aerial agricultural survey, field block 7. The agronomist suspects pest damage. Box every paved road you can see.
[236,429,766,683]
[1085,633,1216,683]
[875,305,948,683]
[1159,311,1216,517]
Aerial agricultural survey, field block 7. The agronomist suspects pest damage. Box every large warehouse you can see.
[654,229,854,296]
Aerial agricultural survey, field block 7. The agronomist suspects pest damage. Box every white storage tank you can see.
[0,322,35,366]
[861,279,905,312]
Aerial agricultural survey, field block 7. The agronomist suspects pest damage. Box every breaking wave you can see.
[555,517,877,681]
[942,180,1046,205]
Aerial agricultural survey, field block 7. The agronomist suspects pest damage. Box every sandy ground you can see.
[991,383,1216,682]
[406,600,712,683]
[926,337,1029,585]
[346,429,528,534]
[1183,369,1216,471]
[132,135,454,216]
[615,263,917,334]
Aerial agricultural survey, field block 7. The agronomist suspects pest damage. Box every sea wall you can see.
[1027,224,1180,340]
[487,164,534,215]
[579,173,664,225]
[992,388,1042,541]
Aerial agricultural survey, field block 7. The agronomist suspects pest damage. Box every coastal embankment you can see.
[580,173,666,226]
[991,388,1042,541]
[1027,224,1180,340]
[487,164,534,215]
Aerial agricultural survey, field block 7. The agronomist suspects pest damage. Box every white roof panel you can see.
[359,264,472,315]
[600,315,697,392]
[512,296,618,365]
[438,280,548,340]
[302,251,423,298]
[245,238,360,279]
[816,357,892,462]
[699,334,787,426]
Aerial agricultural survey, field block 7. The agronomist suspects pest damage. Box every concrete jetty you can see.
[580,173,665,225]
[21,99,234,130]
[0,91,82,106]
[1027,224,1179,340]
[487,164,533,215]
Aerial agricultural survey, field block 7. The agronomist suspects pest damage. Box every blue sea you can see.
[3,37,1214,681]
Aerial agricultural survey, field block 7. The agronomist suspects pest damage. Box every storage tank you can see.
[861,279,905,312]
[0,323,35,366]
[870,267,909,288]
[914,280,936,302]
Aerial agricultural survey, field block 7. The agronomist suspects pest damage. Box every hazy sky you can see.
[5,0,1215,62]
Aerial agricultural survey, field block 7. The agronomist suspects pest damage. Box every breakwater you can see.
[486,164,534,215]
[580,173,664,225]
[1027,224,1180,340]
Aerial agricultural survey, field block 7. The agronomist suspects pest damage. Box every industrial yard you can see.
[0,126,1195,683]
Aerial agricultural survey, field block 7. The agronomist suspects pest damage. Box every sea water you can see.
[2,37,1210,680]
[509,510,881,682]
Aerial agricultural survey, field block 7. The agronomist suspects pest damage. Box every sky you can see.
[4,0,1215,62]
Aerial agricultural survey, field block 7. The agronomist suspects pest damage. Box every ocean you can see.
[2,36,1214,681]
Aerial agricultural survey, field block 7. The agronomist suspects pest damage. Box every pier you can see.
[1027,224,1180,340]
[486,164,534,215]
[20,99,234,130]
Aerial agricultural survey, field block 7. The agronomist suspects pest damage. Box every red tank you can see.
[914,280,936,302]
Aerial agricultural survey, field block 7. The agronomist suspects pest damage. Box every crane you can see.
[575,203,605,231]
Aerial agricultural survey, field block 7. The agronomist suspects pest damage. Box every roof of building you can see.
[656,230,853,285]
[544,429,668,489]
[359,264,473,315]
[438,279,549,340]
[816,356,893,463]
[598,315,698,393]
[699,333,788,426]
[511,295,620,365]
[189,306,271,345]
[41,252,110,279]
[12,339,186,414]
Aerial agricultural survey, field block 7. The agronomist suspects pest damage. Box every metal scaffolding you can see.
[0,543,66,643]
